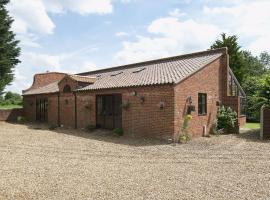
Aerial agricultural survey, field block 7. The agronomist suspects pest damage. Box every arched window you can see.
[63,84,71,93]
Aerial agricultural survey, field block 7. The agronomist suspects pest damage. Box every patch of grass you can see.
[244,123,260,129]
[0,104,22,109]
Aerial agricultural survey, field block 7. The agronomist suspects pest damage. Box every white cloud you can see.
[7,0,114,38]
[115,32,129,37]
[203,0,270,54]
[120,0,131,4]
[116,17,221,63]
[8,0,55,35]
[169,9,186,18]
[43,0,113,15]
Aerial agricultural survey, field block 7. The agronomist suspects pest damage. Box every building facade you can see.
[23,48,246,139]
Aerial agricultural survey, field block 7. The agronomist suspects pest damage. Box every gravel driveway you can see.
[0,122,269,200]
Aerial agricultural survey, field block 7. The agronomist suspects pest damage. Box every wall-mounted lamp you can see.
[131,91,137,96]
[139,96,145,104]
[159,101,165,110]
[186,96,192,104]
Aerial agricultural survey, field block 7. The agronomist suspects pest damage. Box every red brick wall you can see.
[23,95,36,121]
[76,93,95,128]
[23,94,59,124]
[174,57,223,138]
[238,116,246,127]
[0,109,23,121]
[24,72,65,91]
[76,85,174,139]
[59,93,75,128]
[47,94,59,125]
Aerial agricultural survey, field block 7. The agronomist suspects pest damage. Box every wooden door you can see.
[96,94,122,129]
[36,98,48,122]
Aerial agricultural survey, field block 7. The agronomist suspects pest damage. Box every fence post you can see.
[260,105,264,140]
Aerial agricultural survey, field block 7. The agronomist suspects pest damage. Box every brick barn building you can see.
[22,48,246,139]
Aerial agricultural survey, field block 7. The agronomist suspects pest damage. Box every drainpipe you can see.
[57,93,60,126]
[74,92,77,129]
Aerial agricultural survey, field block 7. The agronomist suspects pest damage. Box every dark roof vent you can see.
[111,72,123,77]
[133,68,146,73]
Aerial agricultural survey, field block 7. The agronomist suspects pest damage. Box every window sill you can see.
[198,113,207,116]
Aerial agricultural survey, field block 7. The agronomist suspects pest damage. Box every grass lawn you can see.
[0,104,22,109]
[244,122,260,129]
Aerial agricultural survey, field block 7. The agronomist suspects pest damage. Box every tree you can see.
[242,50,267,77]
[211,33,245,83]
[260,51,270,69]
[0,0,20,93]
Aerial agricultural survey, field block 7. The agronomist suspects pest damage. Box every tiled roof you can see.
[23,81,59,95]
[68,74,96,83]
[77,48,225,91]
[23,48,227,95]
[23,74,95,95]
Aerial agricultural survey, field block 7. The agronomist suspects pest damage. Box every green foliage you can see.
[85,124,96,132]
[259,51,270,69]
[0,0,21,93]
[17,116,26,123]
[0,91,22,106]
[211,33,245,84]
[217,106,237,133]
[242,51,267,77]
[179,134,191,143]
[112,128,124,136]
[179,115,192,143]
[49,124,58,130]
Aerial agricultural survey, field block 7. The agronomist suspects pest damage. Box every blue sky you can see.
[5,0,270,93]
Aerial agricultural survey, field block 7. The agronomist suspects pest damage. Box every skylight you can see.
[111,72,123,77]
[132,68,146,73]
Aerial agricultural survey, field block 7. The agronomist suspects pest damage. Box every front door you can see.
[96,94,122,129]
[36,98,48,122]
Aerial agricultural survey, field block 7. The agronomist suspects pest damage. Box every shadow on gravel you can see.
[19,122,168,147]
[236,128,269,143]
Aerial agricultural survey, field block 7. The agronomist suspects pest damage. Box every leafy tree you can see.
[242,51,267,77]
[211,33,245,83]
[241,76,263,121]
[0,91,22,105]
[258,74,270,105]
[260,51,270,69]
[0,0,20,93]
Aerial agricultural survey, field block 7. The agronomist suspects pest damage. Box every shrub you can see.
[217,106,238,134]
[86,124,96,132]
[179,133,191,143]
[178,114,192,143]
[17,116,26,123]
[113,128,124,136]
[49,124,58,130]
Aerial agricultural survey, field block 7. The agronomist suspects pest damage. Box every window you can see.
[133,68,146,73]
[240,97,246,116]
[63,84,71,93]
[198,93,207,115]
[111,72,123,77]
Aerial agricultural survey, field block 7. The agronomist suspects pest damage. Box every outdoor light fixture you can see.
[159,101,165,110]
[186,96,192,104]
[131,91,137,96]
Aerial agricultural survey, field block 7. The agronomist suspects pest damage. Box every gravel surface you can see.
[0,122,270,200]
